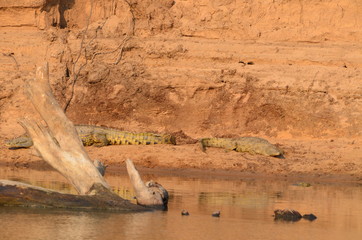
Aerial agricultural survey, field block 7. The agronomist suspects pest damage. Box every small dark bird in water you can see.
[181,210,190,216]
[212,211,221,217]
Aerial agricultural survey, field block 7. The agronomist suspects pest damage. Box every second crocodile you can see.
[199,137,283,157]
[5,125,176,149]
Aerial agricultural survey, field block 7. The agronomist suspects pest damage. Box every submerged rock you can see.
[274,209,302,221]
[274,209,317,222]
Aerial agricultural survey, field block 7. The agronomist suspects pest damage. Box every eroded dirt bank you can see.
[0,0,361,182]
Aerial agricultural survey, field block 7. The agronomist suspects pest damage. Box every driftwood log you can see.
[0,63,167,211]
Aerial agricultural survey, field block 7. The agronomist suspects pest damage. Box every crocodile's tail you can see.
[131,132,176,145]
[199,138,209,152]
[199,138,237,152]
[143,133,176,145]
[107,132,176,145]
[199,138,223,152]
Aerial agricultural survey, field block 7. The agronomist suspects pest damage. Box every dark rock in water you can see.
[212,211,221,217]
[274,209,317,222]
[274,209,302,221]
[303,214,317,221]
[181,210,189,216]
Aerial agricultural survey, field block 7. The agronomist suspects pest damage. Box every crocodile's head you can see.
[5,136,33,149]
[260,144,284,157]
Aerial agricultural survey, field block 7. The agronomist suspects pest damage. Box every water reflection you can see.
[0,167,361,240]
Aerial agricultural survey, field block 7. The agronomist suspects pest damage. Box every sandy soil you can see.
[1,137,361,182]
[0,0,361,182]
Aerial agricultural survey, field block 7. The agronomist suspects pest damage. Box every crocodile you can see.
[5,125,176,149]
[199,137,283,157]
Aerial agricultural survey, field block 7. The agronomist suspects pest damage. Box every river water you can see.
[0,167,361,240]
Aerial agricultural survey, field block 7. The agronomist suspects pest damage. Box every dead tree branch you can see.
[23,63,108,194]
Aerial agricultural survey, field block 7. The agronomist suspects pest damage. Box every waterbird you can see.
[212,211,221,217]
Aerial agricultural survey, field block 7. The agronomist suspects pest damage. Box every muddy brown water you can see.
[0,167,361,240]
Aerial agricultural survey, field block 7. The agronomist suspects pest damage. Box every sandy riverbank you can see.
[0,1,361,183]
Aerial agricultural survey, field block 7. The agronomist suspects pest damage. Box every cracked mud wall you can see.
[0,0,361,140]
